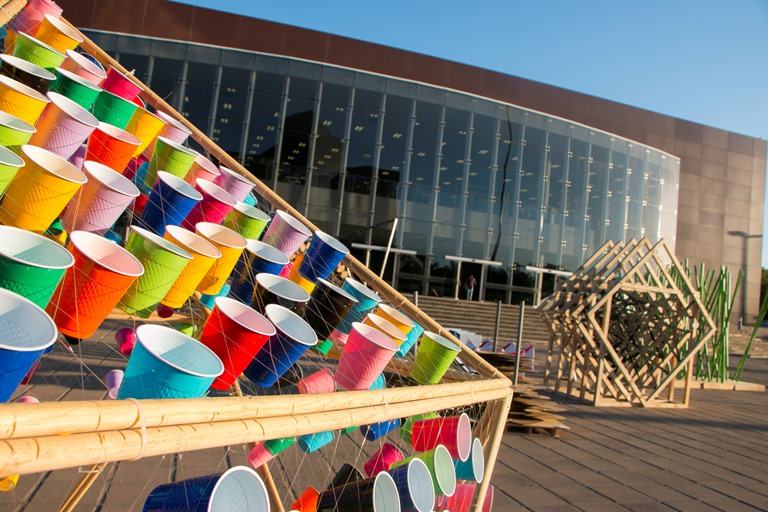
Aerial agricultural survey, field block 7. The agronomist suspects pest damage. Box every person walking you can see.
[465,273,476,301]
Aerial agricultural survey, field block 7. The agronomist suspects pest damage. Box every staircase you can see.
[405,294,552,348]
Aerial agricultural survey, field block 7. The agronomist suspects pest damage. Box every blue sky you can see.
[178,0,768,262]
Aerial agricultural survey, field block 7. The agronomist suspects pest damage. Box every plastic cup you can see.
[411,331,462,385]
[0,225,74,308]
[399,412,439,445]
[137,171,203,236]
[228,239,289,304]
[91,89,138,129]
[437,482,494,512]
[214,165,257,202]
[124,105,165,158]
[105,369,123,399]
[375,303,415,337]
[198,283,230,310]
[141,110,192,159]
[46,231,144,339]
[297,430,334,453]
[12,32,65,70]
[396,322,424,359]
[0,144,86,233]
[100,65,142,101]
[0,74,51,125]
[335,277,382,335]
[334,322,398,391]
[292,486,319,512]
[34,14,83,53]
[302,278,358,345]
[454,437,485,484]
[0,288,57,402]
[328,463,364,490]
[297,367,335,394]
[184,153,220,184]
[0,54,56,94]
[119,324,223,399]
[318,471,400,512]
[361,418,402,441]
[364,443,404,477]
[260,210,312,258]
[393,445,456,497]
[194,222,247,295]
[8,0,62,36]
[59,49,106,85]
[15,395,39,403]
[243,303,317,387]
[298,231,349,283]
[0,111,35,149]
[251,273,310,314]
[412,413,472,462]
[0,145,25,196]
[161,226,221,309]
[119,226,192,318]
[85,122,141,173]
[181,178,237,229]
[364,313,408,347]
[223,201,270,240]
[142,466,268,512]
[29,91,98,159]
[387,458,435,512]
[199,296,276,390]
[143,136,197,190]
[49,67,102,109]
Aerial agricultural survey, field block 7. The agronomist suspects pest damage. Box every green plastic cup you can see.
[0,225,75,308]
[0,145,25,197]
[0,110,35,151]
[92,89,137,129]
[49,68,102,110]
[119,225,192,318]
[391,444,457,497]
[223,201,270,240]
[13,32,66,70]
[144,136,197,190]
[399,412,439,444]
[411,331,462,385]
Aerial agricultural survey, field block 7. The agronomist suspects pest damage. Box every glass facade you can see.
[90,31,680,304]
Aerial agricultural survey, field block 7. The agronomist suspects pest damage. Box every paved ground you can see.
[1,321,766,511]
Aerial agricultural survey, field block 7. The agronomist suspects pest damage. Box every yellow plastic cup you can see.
[161,226,222,309]
[124,105,166,157]
[0,144,87,233]
[0,74,51,125]
[375,303,415,337]
[34,14,83,53]
[194,222,247,295]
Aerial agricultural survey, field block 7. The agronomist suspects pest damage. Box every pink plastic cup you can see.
[297,367,335,394]
[8,0,62,36]
[105,369,123,399]
[101,66,142,101]
[260,210,312,259]
[246,442,276,469]
[436,482,493,512]
[141,111,192,159]
[184,153,221,185]
[214,165,257,202]
[28,92,98,159]
[181,178,237,229]
[16,395,39,403]
[59,50,107,85]
[199,296,276,390]
[334,322,398,391]
[364,442,404,477]
[411,412,472,462]
[61,160,140,234]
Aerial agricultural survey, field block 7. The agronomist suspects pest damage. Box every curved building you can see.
[61,0,765,316]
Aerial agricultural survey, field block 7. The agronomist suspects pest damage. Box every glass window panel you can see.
[408,101,440,207]
[212,66,250,157]
[311,82,348,191]
[585,144,609,249]
[148,57,184,112]
[182,62,217,132]
[379,94,409,200]
[520,125,545,217]
[115,53,149,84]
[278,77,317,185]
[437,107,469,208]
[345,89,379,197]
[243,72,284,180]
[468,113,496,214]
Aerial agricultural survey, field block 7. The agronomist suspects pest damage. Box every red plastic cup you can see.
[334,322,398,391]
[437,482,494,512]
[364,442,404,477]
[199,296,276,390]
[85,121,140,173]
[181,178,237,229]
[411,412,472,462]
[291,486,319,512]
[296,367,335,394]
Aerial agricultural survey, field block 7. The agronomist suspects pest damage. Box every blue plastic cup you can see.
[228,240,289,304]
[454,437,485,483]
[142,465,269,512]
[298,430,334,454]
[137,171,203,236]
[199,283,230,310]
[243,304,317,387]
[361,418,401,441]
[369,373,386,390]
[318,472,400,512]
[0,288,58,402]
[396,321,425,358]
[118,324,224,400]
[298,230,349,283]
[335,278,382,335]
[387,458,435,512]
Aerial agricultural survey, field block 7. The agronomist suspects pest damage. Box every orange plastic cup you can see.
[0,75,50,125]
[194,222,247,295]
[161,226,221,309]
[85,122,141,173]
[124,105,166,158]
[46,231,144,339]
[374,303,415,337]
[363,312,408,347]
[34,14,83,53]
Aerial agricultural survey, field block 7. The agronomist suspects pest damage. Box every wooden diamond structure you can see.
[540,238,716,407]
